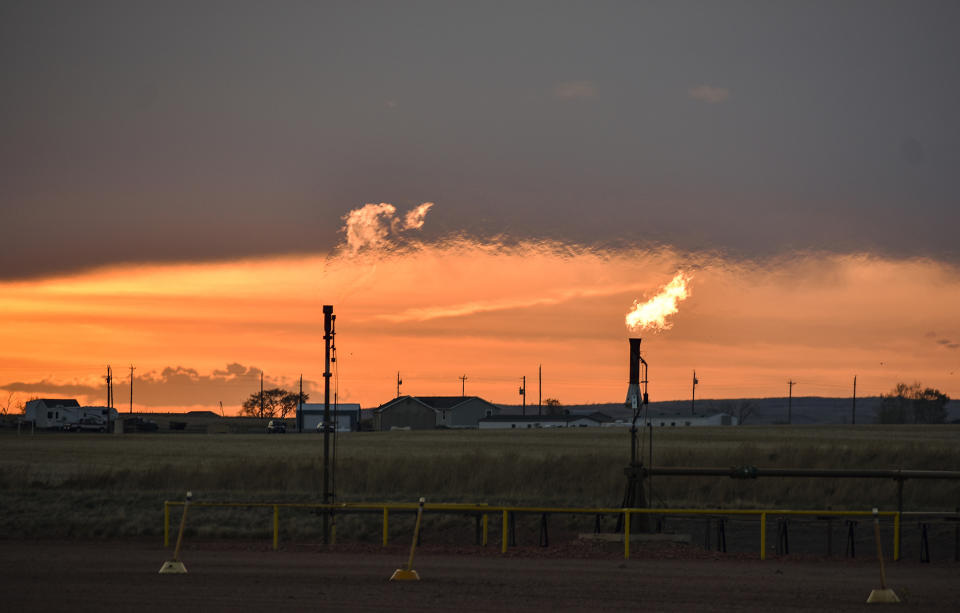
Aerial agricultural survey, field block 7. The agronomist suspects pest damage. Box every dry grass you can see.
[2,425,959,539]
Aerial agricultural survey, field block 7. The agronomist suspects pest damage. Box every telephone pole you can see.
[852,375,857,425]
[397,372,402,397]
[691,370,699,416]
[787,380,796,424]
[538,364,542,416]
[129,365,135,413]
[105,365,113,409]
[519,376,526,415]
[297,374,303,433]
[260,371,264,418]
[459,374,467,397]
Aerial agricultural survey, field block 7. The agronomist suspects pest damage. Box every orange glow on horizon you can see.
[1,242,958,413]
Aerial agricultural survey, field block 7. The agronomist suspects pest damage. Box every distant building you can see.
[604,412,738,427]
[299,403,361,432]
[478,411,613,429]
[374,396,500,430]
[24,399,119,429]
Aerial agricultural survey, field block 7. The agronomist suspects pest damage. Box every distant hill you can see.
[498,397,960,425]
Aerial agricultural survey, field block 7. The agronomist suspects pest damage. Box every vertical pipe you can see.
[624,511,631,560]
[760,512,767,560]
[482,513,488,546]
[273,505,279,551]
[501,510,508,554]
[382,508,389,546]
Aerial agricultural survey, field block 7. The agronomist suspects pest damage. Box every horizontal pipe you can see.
[645,467,960,480]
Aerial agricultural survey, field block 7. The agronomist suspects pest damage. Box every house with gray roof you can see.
[374,396,500,430]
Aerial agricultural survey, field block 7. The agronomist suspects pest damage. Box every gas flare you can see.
[625,271,691,332]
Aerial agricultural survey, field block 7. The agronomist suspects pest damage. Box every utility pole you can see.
[538,364,542,416]
[397,372,402,397]
[691,370,698,416]
[105,365,113,409]
[298,374,303,433]
[519,376,526,416]
[260,372,264,418]
[852,375,857,425]
[129,365,135,413]
[459,374,467,397]
[322,305,335,545]
[105,365,114,433]
[787,380,796,424]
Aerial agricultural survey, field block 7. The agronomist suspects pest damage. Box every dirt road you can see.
[1,540,956,612]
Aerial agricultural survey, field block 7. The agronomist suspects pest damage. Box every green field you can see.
[2,425,959,540]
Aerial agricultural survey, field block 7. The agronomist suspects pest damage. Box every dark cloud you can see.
[2,2,959,280]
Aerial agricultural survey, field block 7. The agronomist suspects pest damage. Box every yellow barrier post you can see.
[893,512,900,562]
[501,510,508,554]
[482,513,488,547]
[390,497,425,581]
[273,505,279,551]
[163,501,170,548]
[159,491,192,574]
[867,507,900,603]
[760,512,766,560]
[624,510,631,560]
[382,508,389,547]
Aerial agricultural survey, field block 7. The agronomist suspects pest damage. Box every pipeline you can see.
[645,467,960,481]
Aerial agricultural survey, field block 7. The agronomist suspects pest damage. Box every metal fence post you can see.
[273,505,279,550]
[624,510,631,560]
[163,501,170,548]
[893,513,900,561]
[501,510,508,554]
[760,512,767,560]
[382,508,389,547]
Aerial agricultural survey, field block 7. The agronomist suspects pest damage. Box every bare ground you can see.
[1,539,957,612]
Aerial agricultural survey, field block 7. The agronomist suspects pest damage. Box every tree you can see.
[876,382,949,424]
[542,398,566,416]
[241,388,309,419]
[710,399,754,425]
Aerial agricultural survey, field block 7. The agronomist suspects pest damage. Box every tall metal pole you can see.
[520,376,526,415]
[852,375,857,425]
[397,372,402,397]
[459,374,467,397]
[298,374,303,433]
[538,364,542,416]
[260,372,264,418]
[322,305,334,544]
[787,380,795,424]
[129,365,135,413]
[691,370,697,416]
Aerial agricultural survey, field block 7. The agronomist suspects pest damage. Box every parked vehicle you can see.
[266,420,286,434]
[316,421,334,433]
[123,416,159,432]
[77,416,107,432]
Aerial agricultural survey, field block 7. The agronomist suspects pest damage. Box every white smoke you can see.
[341,202,434,255]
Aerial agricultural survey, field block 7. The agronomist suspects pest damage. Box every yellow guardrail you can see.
[162,501,901,561]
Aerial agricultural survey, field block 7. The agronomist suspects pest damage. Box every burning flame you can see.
[625,271,691,332]
[341,202,434,255]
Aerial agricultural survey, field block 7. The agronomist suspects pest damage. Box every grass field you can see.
[2,425,959,540]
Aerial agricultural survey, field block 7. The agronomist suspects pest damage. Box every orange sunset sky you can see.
[2,202,957,413]
[3,4,959,414]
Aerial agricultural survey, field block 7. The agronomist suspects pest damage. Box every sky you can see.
[1,1,958,413]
